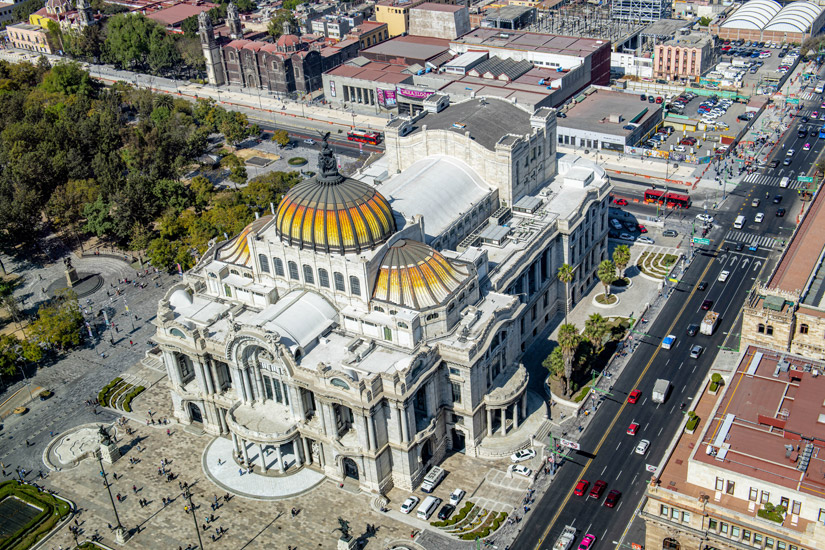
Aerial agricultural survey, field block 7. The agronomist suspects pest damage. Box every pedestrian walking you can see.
[132,485,137,493]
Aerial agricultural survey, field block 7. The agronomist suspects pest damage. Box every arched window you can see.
[302,264,314,284]
[373,306,385,312]
[318,268,330,288]
[800,324,809,334]
[758,323,765,334]
[334,272,345,291]
[259,254,270,273]
[766,325,774,336]
[243,272,253,279]
[349,276,361,296]
[224,284,232,297]
[273,257,284,276]
[426,313,439,321]
[288,261,299,280]
[662,538,680,550]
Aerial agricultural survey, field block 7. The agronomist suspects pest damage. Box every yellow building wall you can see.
[375,5,410,37]
[29,12,52,29]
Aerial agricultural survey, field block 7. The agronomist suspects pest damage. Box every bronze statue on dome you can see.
[317,132,343,183]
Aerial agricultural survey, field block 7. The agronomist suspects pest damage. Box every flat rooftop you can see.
[481,5,535,20]
[451,28,607,59]
[412,2,464,12]
[360,35,452,62]
[326,61,413,85]
[768,180,825,296]
[662,33,712,47]
[558,89,661,136]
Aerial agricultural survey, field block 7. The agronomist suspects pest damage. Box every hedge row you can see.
[686,412,700,431]
[122,386,146,413]
[0,481,71,550]
[458,511,508,540]
[431,501,474,527]
[98,377,123,408]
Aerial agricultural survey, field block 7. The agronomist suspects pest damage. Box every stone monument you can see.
[335,517,356,549]
[64,257,80,288]
[98,424,121,464]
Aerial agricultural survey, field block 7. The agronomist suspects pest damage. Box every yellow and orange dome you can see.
[373,240,470,310]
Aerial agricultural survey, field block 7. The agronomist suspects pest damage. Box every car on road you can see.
[751,198,761,207]
[813,111,819,119]
[511,449,536,463]
[578,534,597,550]
[697,281,708,290]
[627,422,639,436]
[619,233,635,241]
[589,480,607,499]
[449,489,465,506]
[768,159,780,169]
[696,214,714,224]
[512,465,532,478]
[663,229,678,237]
[735,242,744,251]
[804,142,812,151]
[604,490,622,508]
[400,496,419,514]
[303,139,316,145]
[749,243,758,251]
[783,157,792,166]
[614,198,628,206]
[635,439,650,455]
[674,145,687,153]
[638,224,647,233]
[755,212,764,222]
[777,207,786,217]
[438,503,455,520]
[687,324,700,336]
[701,299,713,310]
[690,344,704,359]
[574,479,590,496]
[628,389,642,403]
[637,236,655,244]
[718,270,730,282]
[773,194,783,203]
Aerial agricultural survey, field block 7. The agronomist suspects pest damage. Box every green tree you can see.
[189,175,215,210]
[698,16,711,27]
[241,170,301,208]
[271,129,290,147]
[612,244,631,279]
[557,323,580,397]
[583,313,608,352]
[181,15,199,37]
[0,334,20,377]
[597,259,617,296]
[557,263,574,325]
[82,196,114,237]
[267,9,299,38]
[235,0,257,11]
[219,110,251,145]
[542,346,563,382]
[28,289,83,351]
[147,237,177,270]
[129,223,154,252]
[46,179,99,229]
[229,166,248,188]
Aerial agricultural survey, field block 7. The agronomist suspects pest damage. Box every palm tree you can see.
[597,260,617,297]
[557,323,580,396]
[584,313,608,352]
[557,263,574,324]
[613,245,631,280]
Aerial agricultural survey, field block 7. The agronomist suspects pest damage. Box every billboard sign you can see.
[396,86,434,99]
[377,88,396,107]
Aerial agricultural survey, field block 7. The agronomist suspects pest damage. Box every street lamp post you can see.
[183,484,204,550]
[96,452,129,544]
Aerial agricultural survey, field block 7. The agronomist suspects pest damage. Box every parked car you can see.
[400,496,419,514]
[511,449,536,463]
[619,233,635,242]
[303,139,316,145]
[449,489,466,506]
[438,504,455,520]
[663,229,678,237]
[512,465,532,478]
[637,236,655,244]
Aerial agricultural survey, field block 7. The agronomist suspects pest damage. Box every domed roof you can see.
[275,139,395,254]
[276,34,300,46]
[373,240,470,310]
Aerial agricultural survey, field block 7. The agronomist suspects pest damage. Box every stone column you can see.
[210,361,222,392]
[231,432,241,454]
[254,368,265,402]
[424,381,435,418]
[394,404,403,444]
[294,440,303,467]
[318,443,325,467]
[230,368,245,402]
[201,359,215,394]
[368,412,377,450]
[276,445,285,473]
[258,444,267,472]
[292,386,306,420]
[164,351,183,387]
[247,369,258,402]
[365,414,376,451]
[318,401,329,435]
[401,403,411,442]
[521,393,528,418]
[241,438,250,465]
[285,383,297,418]
[513,402,520,430]
[500,408,507,436]
[192,357,207,394]
[218,408,228,434]
[302,437,312,466]
[486,407,493,437]
[242,370,253,403]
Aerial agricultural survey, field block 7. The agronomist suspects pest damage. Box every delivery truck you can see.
[652,379,671,404]
[701,311,720,335]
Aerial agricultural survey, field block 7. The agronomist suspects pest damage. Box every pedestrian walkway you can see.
[722,230,776,249]
[743,173,804,189]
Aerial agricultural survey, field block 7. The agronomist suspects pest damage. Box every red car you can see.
[574,479,590,496]
[701,299,713,310]
[627,422,639,436]
[628,389,641,404]
[614,198,628,206]
[604,489,622,508]
[589,480,607,499]
[680,137,697,146]
[638,225,647,233]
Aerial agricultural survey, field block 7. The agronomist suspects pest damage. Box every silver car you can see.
[690,344,703,359]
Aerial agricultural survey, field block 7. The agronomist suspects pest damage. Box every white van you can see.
[420,466,445,493]
[417,496,441,520]
[734,215,746,229]
[779,177,789,188]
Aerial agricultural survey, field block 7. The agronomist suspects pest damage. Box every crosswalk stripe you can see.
[723,230,775,248]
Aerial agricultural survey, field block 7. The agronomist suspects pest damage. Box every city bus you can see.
[347,129,382,145]
[644,189,691,209]
[818,124,825,139]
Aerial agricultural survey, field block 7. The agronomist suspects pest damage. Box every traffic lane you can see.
[252,118,384,154]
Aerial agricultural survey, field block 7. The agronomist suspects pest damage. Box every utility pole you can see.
[183,484,204,550]
[96,452,129,544]
[123,300,135,332]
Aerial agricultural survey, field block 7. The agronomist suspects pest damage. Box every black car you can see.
[698,281,708,290]
[701,299,714,310]
[438,504,455,520]
[769,160,780,169]
[798,129,808,138]
[802,116,809,123]
[773,195,783,204]
[777,207,786,217]
[687,324,700,336]
[735,242,744,251]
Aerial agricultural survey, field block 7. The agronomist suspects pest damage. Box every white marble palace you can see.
[154,95,612,493]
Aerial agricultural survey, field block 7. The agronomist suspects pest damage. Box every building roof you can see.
[481,5,535,20]
[451,28,608,60]
[275,149,396,255]
[721,0,823,32]
[662,32,713,48]
[373,239,471,310]
[558,89,661,137]
[360,35,452,63]
[146,2,216,26]
[411,2,465,12]
[325,61,413,84]
[249,290,337,353]
[765,1,823,32]
[216,216,273,267]
[468,55,533,80]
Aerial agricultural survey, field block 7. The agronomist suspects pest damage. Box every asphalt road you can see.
[514,102,819,550]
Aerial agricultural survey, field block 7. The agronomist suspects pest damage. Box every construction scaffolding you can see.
[527,1,646,46]
[611,0,672,24]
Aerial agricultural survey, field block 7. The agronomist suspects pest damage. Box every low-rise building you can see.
[146,1,218,30]
[654,31,715,81]
[6,22,51,54]
[346,21,389,49]
[375,0,455,37]
[408,3,470,39]
[480,5,536,30]
[643,346,825,550]
[0,2,14,25]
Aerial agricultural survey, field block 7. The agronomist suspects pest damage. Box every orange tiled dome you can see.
[373,240,470,310]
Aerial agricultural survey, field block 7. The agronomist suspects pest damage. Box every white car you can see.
[637,236,655,244]
[303,138,316,145]
[718,270,730,282]
[696,214,714,224]
[511,449,537,463]
[635,439,650,455]
[449,489,466,506]
[400,496,419,514]
[512,465,533,478]
[755,212,764,223]
[674,145,686,152]
[690,344,704,359]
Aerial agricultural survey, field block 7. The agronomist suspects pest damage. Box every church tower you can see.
[227,1,243,40]
[76,0,94,27]
[199,12,226,86]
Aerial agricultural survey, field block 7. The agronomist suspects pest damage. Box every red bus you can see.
[347,129,382,145]
[644,189,691,209]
